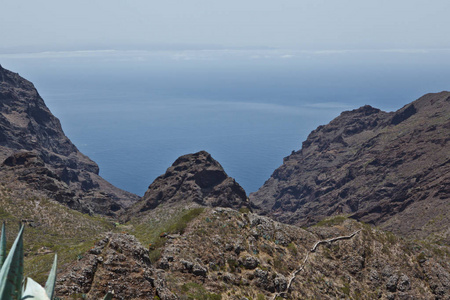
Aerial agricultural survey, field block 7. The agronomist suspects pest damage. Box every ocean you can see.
[1,49,450,195]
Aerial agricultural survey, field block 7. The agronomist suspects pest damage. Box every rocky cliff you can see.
[250,92,450,243]
[0,65,138,216]
[125,151,249,219]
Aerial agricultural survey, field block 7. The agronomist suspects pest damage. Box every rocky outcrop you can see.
[0,65,138,215]
[127,151,249,216]
[55,233,176,300]
[250,92,450,243]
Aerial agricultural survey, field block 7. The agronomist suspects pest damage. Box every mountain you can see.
[0,65,449,299]
[0,64,138,216]
[124,150,250,221]
[250,92,450,244]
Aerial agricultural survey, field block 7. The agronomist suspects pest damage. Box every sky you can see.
[1,0,450,52]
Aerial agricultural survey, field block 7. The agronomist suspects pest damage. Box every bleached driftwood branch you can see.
[271,229,361,299]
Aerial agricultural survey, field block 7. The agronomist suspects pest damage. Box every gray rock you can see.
[386,274,399,292]
[397,274,410,292]
[192,263,208,277]
[240,256,259,270]
[369,269,380,282]
[274,274,287,292]
[181,260,194,271]
[253,268,275,292]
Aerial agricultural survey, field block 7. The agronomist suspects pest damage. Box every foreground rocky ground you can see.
[56,207,450,299]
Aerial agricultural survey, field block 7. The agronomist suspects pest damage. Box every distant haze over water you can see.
[2,49,450,195]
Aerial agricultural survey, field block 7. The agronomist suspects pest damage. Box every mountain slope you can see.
[250,92,450,243]
[57,209,450,299]
[0,183,114,284]
[0,64,138,215]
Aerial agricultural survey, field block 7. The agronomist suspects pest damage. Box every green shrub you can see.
[238,207,251,214]
[315,216,348,227]
[180,282,222,299]
[287,242,298,256]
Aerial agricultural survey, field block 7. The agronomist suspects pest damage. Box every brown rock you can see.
[250,92,450,243]
[0,65,138,216]
[55,233,167,299]
[126,151,249,217]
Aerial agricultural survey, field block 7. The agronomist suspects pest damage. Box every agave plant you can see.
[0,223,112,300]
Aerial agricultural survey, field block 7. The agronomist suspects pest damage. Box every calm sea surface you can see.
[1,49,450,195]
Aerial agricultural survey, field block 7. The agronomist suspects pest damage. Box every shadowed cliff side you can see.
[250,92,450,244]
[0,64,138,216]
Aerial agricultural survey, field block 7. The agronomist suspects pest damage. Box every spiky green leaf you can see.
[103,292,113,300]
[15,225,24,299]
[0,224,25,299]
[22,277,50,300]
[0,222,6,269]
[44,254,57,300]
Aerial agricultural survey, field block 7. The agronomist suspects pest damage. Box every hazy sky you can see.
[2,0,450,52]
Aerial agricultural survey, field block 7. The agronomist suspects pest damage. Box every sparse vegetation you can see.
[0,187,114,283]
[287,242,298,256]
[315,215,348,227]
[180,282,222,300]
[128,207,205,263]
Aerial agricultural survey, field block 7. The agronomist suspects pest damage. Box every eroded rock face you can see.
[250,92,450,243]
[128,151,249,215]
[55,233,176,300]
[0,65,138,215]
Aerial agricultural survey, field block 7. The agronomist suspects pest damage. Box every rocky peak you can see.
[128,151,249,215]
[299,104,390,154]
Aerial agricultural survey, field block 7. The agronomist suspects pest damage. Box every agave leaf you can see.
[21,277,50,300]
[0,224,25,299]
[15,225,24,298]
[0,222,6,269]
[44,254,57,300]
[103,292,113,300]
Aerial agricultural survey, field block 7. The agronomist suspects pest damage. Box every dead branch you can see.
[272,229,361,299]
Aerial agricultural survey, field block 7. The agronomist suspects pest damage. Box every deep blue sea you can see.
[1,49,450,195]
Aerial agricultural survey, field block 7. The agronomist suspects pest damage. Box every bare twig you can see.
[271,229,361,299]
[310,229,361,252]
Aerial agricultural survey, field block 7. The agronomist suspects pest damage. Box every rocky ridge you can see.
[250,92,450,243]
[57,208,450,299]
[0,65,138,215]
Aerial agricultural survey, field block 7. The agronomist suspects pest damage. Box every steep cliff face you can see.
[250,92,450,243]
[126,151,249,220]
[0,65,138,215]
